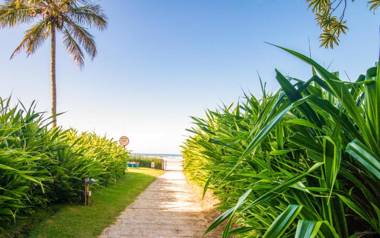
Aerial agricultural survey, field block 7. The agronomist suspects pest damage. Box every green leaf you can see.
[295,220,322,238]
[262,204,302,238]
[323,136,341,199]
[337,195,372,225]
[345,139,380,180]
[251,162,323,206]
[286,118,319,130]
[275,70,322,126]
[206,189,252,235]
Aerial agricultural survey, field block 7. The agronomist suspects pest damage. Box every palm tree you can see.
[0,0,107,127]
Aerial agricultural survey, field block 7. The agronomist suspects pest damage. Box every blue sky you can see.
[0,0,379,153]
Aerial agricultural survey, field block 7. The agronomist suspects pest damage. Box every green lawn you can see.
[24,168,163,238]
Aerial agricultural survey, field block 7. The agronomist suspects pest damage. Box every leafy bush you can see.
[129,156,164,170]
[182,47,380,237]
[0,98,128,229]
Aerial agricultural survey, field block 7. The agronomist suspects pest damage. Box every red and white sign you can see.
[119,136,129,147]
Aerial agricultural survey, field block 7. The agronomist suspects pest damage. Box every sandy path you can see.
[99,160,219,238]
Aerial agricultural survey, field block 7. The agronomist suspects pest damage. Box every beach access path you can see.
[99,159,220,238]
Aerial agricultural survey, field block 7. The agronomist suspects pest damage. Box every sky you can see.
[0,0,379,154]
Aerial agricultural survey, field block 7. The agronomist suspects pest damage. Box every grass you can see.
[18,168,163,238]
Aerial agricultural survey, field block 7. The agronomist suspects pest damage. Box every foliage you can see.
[129,155,164,170]
[305,0,379,48]
[182,47,380,237]
[0,0,107,66]
[0,97,128,231]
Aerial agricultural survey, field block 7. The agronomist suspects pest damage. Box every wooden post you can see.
[84,177,89,206]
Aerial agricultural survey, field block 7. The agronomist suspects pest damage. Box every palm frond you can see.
[63,18,96,59]
[2,0,107,64]
[0,2,35,28]
[63,27,84,66]
[369,0,380,11]
[67,4,107,30]
[10,19,49,58]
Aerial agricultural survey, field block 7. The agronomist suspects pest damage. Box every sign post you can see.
[119,136,130,173]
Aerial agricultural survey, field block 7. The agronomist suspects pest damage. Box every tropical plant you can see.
[129,155,164,170]
[182,47,380,237]
[0,0,107,126]
[0,97,128,231]
[305,0,380,47]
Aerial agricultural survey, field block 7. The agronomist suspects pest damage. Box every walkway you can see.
[99,159,220,238]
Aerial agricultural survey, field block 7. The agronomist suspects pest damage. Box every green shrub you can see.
[129,156,164,170]
[0,98,128,230]
[182,47,380,237]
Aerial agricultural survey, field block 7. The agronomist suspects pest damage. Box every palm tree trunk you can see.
[50,24,57,127]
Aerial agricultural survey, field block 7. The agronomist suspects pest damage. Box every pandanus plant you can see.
[183,47,380,237]
[0,0,107,126]
[0,97,128,227]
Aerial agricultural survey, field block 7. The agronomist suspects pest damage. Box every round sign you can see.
[119,136,129,147]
